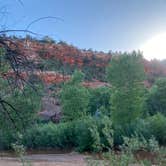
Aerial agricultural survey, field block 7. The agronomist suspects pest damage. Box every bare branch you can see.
[0,97,18,130]
[17,0,24,6]
[0,29,39,35]
[26,16,64,30]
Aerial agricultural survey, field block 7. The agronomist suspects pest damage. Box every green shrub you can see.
[23,122,75,149]
[112,120,147,146]
[113,114,166,147]
[147,113,166,145]
[88,87,111,116]
[113,118,155,146]
[60,71,90,121]
[23,116,114,152]
[0,130,16,150]
[132,119,151,139]
[75,116,113,152]
[95,116,113,150]
[107,151,136,166]
[11,133,29,165]
[146,78,166,116]
[122,135,159,153]
[0,79,42,131]
[75,117,101,152]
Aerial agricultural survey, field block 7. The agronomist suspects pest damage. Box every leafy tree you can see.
[0,35,38,128]
[60,71,90,121]
[107,51,145,88]
[0,78,42,131]
[69,70,85,85]
[107,52,145,126]
[0,45,43,131]
[146,78,166,116]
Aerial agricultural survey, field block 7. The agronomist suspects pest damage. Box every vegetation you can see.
[146,77,166,116]
[88,87,111,116]
[107,52,145,126]
[60,71,90,121]
[0,36,166,165]
[0,78,42,131]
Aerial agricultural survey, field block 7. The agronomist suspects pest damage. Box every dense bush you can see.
[146,78,166,116]
[0,78,42,131]
[75,117,101,152]
[0,130,16,150]
[23,122,75,149]
[122,135,159,153]
[112,120,147,145]
[22,116,114,152]
[146,113,166,145]
[95,115,114,150]
[88,87,111,116]
[60,71,90,121]
[75,116,113,152]
[113,115,166,146]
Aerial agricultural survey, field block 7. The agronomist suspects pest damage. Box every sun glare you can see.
[140,33,166,60]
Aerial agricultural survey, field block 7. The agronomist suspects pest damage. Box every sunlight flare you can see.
[140,33,166,60]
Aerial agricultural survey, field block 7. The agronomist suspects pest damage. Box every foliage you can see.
[87,147,166,166]
[146,77,166,116]
[110,88,145,126]
[23,122,75,149]
[1,35,166,162]
[107,51,145,88]
[147,113,166,145]
[75,116,113,152]
[60,71,90,121]
[87,137,164,166]
[112,118,148,145]
[88,87,111,116]
[22,116,114,152]
[75,117,101,152]
[0,48,10,74]
[95,115,114,150]
[0,78,42,131]
[11,133,30,166]
[0,130,15,150]
[107,52,146,126]
[104,151,136,166]
[113,114,166,146]
[122,135,159,153]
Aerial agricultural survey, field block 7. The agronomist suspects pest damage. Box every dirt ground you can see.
[0,153,87,166]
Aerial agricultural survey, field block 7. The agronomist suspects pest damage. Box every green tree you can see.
[107,52,145,126]
[146,78,166,116]
[60,71,90,121]
[0,78,42,131]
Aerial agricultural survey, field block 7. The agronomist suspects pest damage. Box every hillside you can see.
[1,36,166,86]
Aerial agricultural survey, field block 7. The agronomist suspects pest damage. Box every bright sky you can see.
[1,0,166,59]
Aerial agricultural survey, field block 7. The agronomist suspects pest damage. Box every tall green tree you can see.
[60,70,90,121]
[107,52,145,126]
